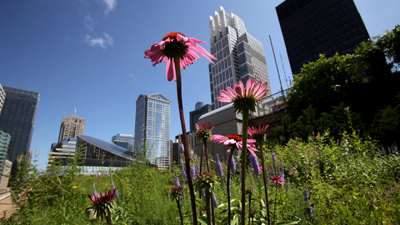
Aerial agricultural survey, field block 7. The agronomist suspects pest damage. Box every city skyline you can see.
[0,0,398,170]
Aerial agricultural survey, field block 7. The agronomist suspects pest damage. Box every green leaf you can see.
[275,221,301,225]
[197,216,208,225]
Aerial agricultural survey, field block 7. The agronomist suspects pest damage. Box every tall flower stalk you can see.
[248,124,270,225]
[145,32,216,224]
[217,78,268,224]
[194,172,217,225]
[270,177,285,220]
[170,186,184,225]
[195,121,215,224]
[212,134,258,224]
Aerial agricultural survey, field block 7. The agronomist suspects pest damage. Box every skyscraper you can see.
[112,134,135,151]
[58,112,85,142]
[209,6,271,110]
[276,0,370,75]
[0,86,39,174]
[189,102,212,132]
[134,93,171,169]
[0,84,5,115]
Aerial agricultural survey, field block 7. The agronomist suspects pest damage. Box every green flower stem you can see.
[248,192,252,225]
[241,110,249,225]
[203,140,214,225]
[177,200,184,225]
[204,141,211,172]
[174,57,198,225]
[226,148,235,225]
[274,183,277,221]
[106,214,112,225]
[257,140,271,225]
[205,190,211,225]
[199,144,204,211]
[211,192,216,225]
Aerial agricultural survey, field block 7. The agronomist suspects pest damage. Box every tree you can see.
[280,24,400,145]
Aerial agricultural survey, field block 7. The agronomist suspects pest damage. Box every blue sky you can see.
[0,0,399,170]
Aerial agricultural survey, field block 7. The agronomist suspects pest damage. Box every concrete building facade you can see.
[58,112,85,142]
[209,6,271,110]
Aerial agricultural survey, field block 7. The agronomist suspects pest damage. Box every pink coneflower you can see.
[269,176,286,185]
[144,32,216,81]
[211,134,258,156]
[88,188,117,206]
[248,124,270,140]
[217,78,268,113]
[195,121,214,142]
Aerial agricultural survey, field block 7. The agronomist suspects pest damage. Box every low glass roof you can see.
[78,135,133,160]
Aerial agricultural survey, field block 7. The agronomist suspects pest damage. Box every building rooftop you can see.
[78,135,133,160]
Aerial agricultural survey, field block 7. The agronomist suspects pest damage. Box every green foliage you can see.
[283,24,400,146]
[3,133,400,224]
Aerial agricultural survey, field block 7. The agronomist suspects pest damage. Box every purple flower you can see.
[112,184,119,197]
[250,154,260,177]
[174,176,181,187]
[226,149,236,171]
[303,189,310,202]
[215,154,223,177]
[190,164,195,180]
[196,162,200,176]
[181,161,187,181]
[212,191,218,207]
[181,170,187,181]
[201,189,205,197]
[179,144,184,152]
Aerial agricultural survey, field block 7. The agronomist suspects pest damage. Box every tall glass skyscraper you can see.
[134,93,170,169]
[0,86,39,176]
[209,6,271,110]
[276,0,369,75]
[112,134,134,151]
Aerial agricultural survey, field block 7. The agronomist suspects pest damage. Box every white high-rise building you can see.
[0,84,5,115]
[209,6,271,110]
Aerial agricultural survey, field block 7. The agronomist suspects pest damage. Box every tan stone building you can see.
[58,112,85,142]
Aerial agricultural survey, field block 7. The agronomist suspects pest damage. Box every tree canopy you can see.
[280,24,400,146]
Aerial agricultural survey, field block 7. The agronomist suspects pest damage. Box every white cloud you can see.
[129,74,137,81]
[84,14,94,32]
[84,33,114,49]
[102,0,117,14]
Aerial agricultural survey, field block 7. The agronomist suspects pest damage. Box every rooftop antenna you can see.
[269,35,287,114]
[280,52,289,88]
[74,108,76,116]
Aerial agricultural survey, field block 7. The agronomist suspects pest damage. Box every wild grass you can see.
[2,131,399,224]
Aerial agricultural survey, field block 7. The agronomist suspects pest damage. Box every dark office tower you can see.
[209,6,271,110]
[189,102,212,132]
[58,112,85,142]
[0,86,39,169]
[276,0,370,75]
